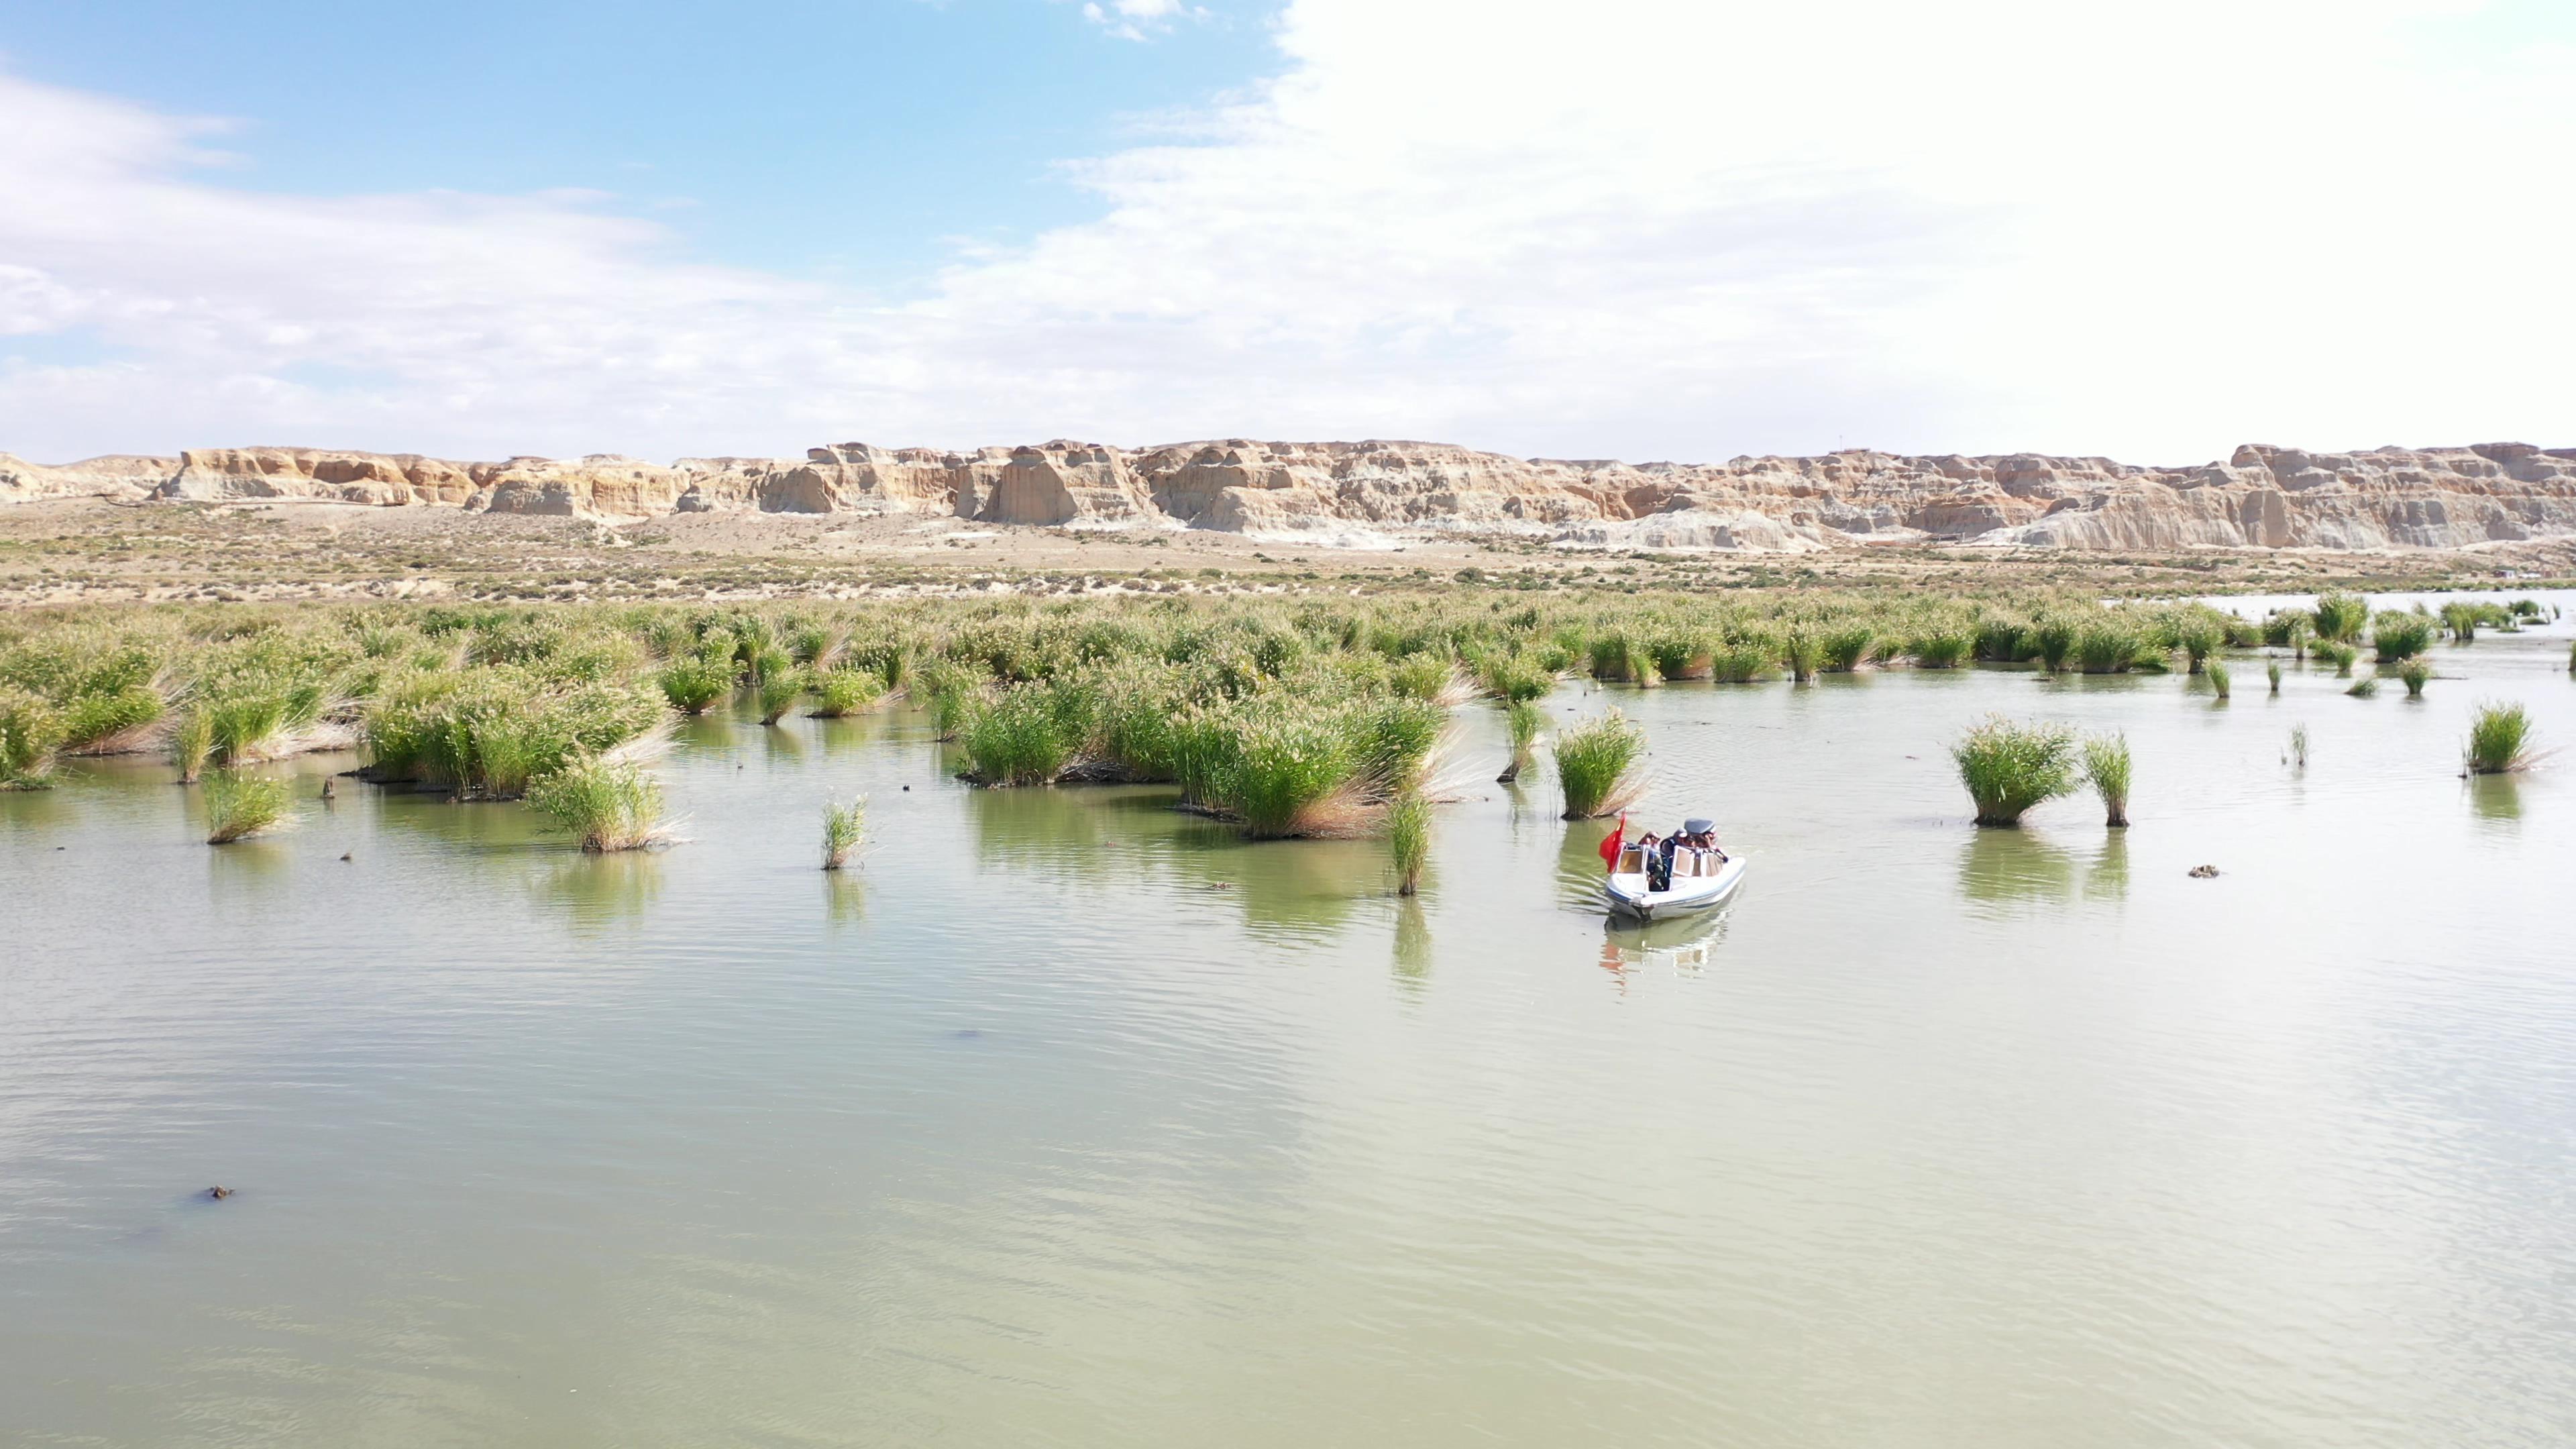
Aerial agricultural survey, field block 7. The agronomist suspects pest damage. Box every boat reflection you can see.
[1596,901,1738,986]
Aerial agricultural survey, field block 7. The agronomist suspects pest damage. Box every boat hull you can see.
[1604,855,1748,922]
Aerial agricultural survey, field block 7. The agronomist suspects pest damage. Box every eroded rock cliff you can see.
[9,437,2573,552]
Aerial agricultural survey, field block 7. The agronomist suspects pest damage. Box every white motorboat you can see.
[1603,821,1747,922]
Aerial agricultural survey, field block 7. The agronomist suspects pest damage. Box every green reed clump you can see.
[1587,634,1659,686]
[756,666,807,726]
[2075,622,2137,674]
[201,769,290,844]
[1951,716,2079,827]
[1476,650,1553,704]
[2313,640,2359,677]
[527,757,667,851]
[59,686,166,755]
[2396,658,2431,698]
[2313,592,2369,643]
[2440,600,2481,643]
[169,704,215,783]
[1819,626,1875,673]
[912,657,984,741]
[1644,633,1706,682]
[365,671,660,798]
[2206,661,2231,700]
[2267,661,2282,695]
[1387,790,1431,896]
[808,667,887,718]
[656,649,732,713]
[191,676,332,766]
[1500,699,1542,782]
[2029,616,2077,673]
[1780,630,1822,683]
[2346,676,2379,698]
[1972,616,2029,663]
[1226,713,1358,837]
[2082,731,2133,828]
[2464,701,2534,774]
[2371,611,2433,663]
[959,685,1077,786]
[2277,611,2314,659]
[1911,629,1974,669]
[0,687,65,790]
[2568,639,2576,673]
[1709,637,1776,684]
[822,797,865,870]
[2286,723,2309,769]
[1389,653,1458,702]
[1555,710,1646,820]
[2176,616,2224,674]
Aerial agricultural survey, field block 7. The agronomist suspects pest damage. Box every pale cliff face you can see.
[7,437,2573,553]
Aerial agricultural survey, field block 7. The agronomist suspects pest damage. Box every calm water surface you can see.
[5,594,2575,1447]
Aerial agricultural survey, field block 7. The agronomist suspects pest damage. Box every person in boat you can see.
[1647,831,1676,891]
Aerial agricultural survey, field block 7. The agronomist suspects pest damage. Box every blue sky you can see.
[0,0,2570,464]
[1,1,1283,284]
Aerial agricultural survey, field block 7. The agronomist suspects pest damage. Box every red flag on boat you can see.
[1598,812,1626,871]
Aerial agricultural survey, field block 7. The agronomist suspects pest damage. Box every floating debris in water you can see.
[205,1185,233,1199]
[2188,864,2220,878]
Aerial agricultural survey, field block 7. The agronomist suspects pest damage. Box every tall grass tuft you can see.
[2267,661,2282,695]
[2314,591,2368,643]
[1709,639,1776,684]
[822,797,865,870]
[1554,710,1646,819]
[527,757,668,851]
[2464,701,2534,774]
[1228,714,1356,837]
[2371,611,2433,663]
[658,655,733,714]
[202,769,289,843]
[2441,600,2480,643]
[1499,699,1542,783]
[1387,790,1431,896]
[2286,724,2309,769]
[2396,658,2431,698]
[60,686,166,755]
[2075,622,2137,674]
[808,667,887,718]
[2313,639,2359,676]
[1819,626,1875,673]
[1911,629,1974,669]
[2082,731,2133,828]
[2029,616,2077,673]
[0,687,64,789]
[756,666,807,725]
[2345,676,2379,698]
[2176,617,2223,674]
[958,686,1074,786]
[1951,716,2079,827]
[1780,630,1821,683]
[2206,661,2231,700]
[169,704,215,783]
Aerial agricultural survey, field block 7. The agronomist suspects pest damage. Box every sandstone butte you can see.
[4,438,2575,553]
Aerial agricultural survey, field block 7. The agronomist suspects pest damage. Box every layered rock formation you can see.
[7,437,2574,552]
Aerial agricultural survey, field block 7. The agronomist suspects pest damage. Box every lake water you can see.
[5,594,2575,1447]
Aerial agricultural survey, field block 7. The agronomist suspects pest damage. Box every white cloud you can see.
[1,0,2571,466]
[1080,0,1203,41]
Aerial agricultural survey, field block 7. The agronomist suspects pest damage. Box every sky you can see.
[1,0,2571,466]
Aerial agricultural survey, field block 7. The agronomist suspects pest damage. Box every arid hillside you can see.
[7,438,2575,554]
